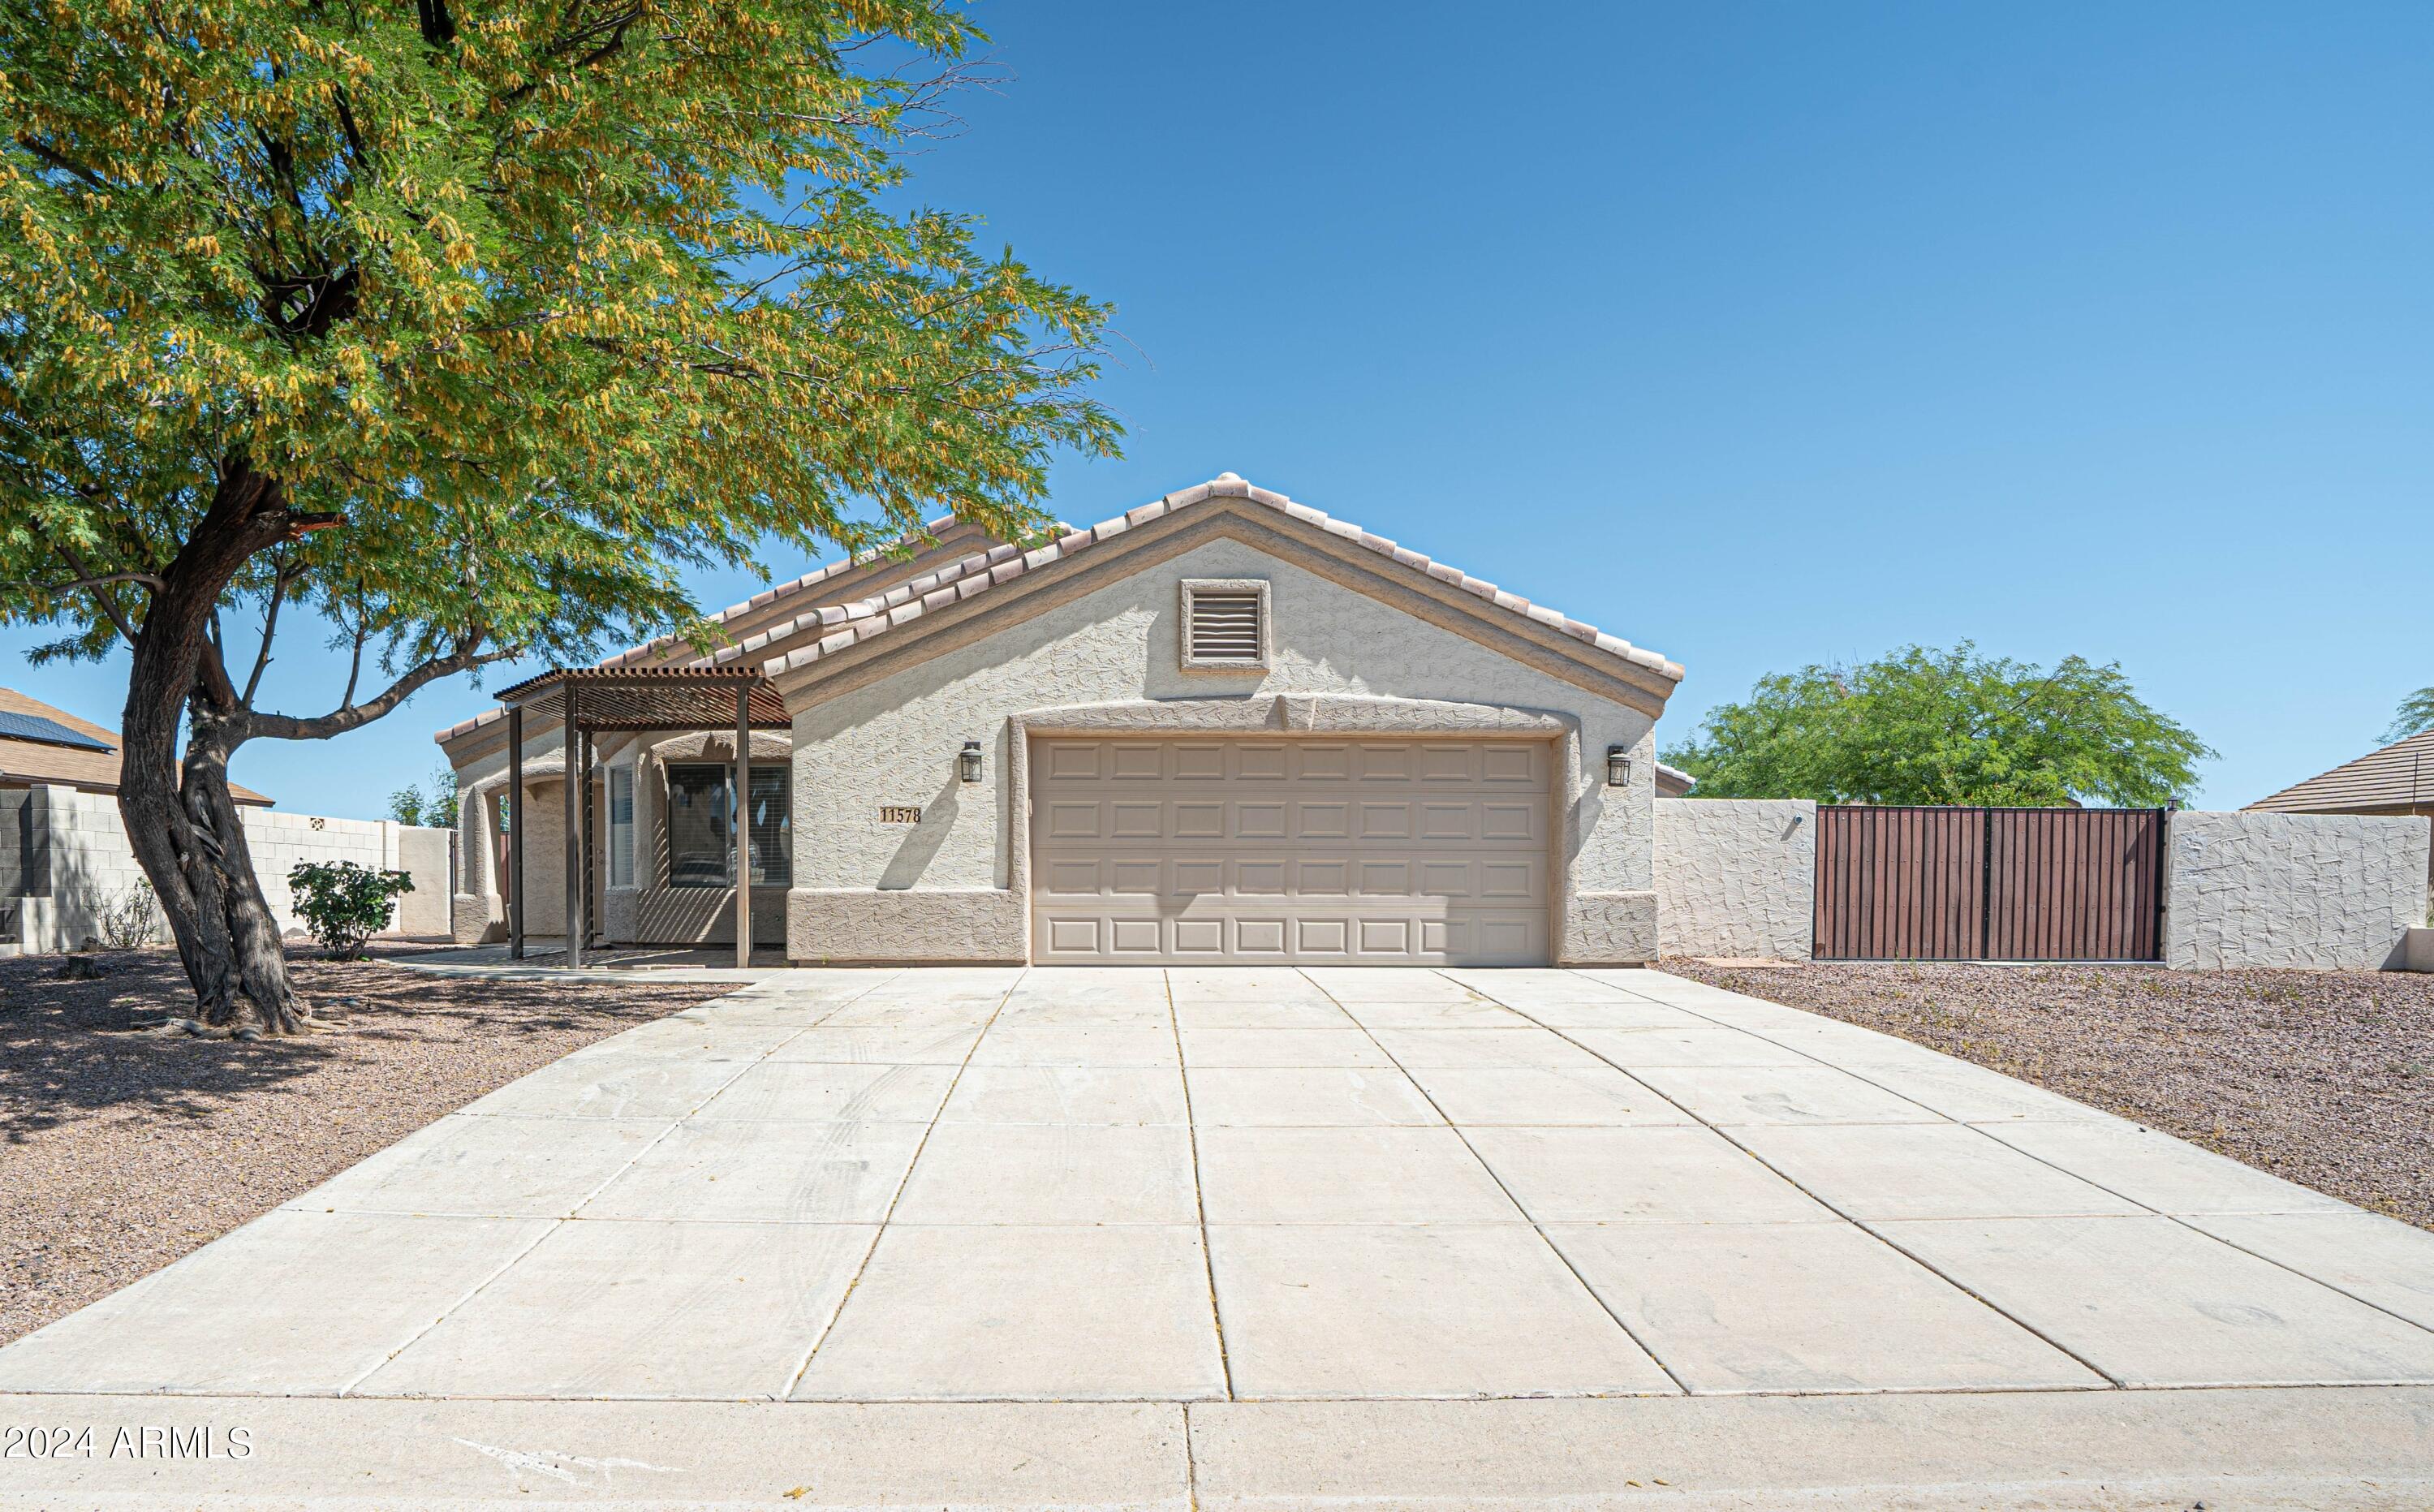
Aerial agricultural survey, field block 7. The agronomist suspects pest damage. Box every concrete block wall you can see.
[6,786,454,953]
[237,807,457,939]
[14,786,155,951]
[391,827,454,935]
[2164,811,2432,971]
[1654,798,1817,960]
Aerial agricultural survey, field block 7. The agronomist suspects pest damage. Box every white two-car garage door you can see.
[1028,736,1552,965]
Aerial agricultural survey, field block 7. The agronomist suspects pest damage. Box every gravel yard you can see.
[0,946,728,1346]
[1664,958,2434,1229]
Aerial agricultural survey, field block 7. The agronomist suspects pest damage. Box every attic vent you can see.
[1180,579,1272,670]
[1191,593,1262,658]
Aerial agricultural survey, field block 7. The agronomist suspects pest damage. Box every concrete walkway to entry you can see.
[4,966,2432,1507]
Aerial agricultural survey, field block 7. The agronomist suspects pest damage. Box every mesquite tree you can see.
[1,0,1116,1031]
[1663,643,2213,806]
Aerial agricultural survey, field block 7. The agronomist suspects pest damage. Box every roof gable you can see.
[437,473,1685,749]
[720,474,1682,708]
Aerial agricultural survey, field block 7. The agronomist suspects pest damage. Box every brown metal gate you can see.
[1814,806,2165,962]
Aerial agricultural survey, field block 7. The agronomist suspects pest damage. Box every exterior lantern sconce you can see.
[1606,746,1631,787]
[959,739,984,784]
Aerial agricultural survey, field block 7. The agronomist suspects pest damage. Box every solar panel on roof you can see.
[0,711,114,752]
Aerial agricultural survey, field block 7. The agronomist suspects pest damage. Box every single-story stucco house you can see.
[434,475,1684,967]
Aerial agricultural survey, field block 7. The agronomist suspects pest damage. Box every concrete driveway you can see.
[4,966,2432,1508]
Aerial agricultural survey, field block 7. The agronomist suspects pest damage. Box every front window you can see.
[666,764,791,887]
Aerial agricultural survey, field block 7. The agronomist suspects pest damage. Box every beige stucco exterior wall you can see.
[2164,811,2432,971]
[785,536,1660,965]
[1654,798,1816,960]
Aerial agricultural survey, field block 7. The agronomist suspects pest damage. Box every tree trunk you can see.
[115,455,312,1032]
[184,718,310,1032]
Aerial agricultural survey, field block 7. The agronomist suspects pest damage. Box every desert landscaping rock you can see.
[1667,958,2434,1227]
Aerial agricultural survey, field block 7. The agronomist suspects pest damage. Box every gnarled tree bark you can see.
[114,455,315,1031]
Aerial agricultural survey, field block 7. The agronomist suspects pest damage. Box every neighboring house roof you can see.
[2245,729,2434,815]
[1655,761,1695,798]
[0,687,274,806]
[437,473,1684,750]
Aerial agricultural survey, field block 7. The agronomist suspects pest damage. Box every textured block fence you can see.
[2161,811,2430,971]
[1656,800,2429,970]
[3,786,454,954]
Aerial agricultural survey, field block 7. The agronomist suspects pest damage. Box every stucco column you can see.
[447,782,488,945]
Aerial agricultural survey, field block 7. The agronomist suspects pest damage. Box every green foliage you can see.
[2384,687,2434,745]
[1663,643,2212,807]
[286,859,412,958]
[0,0,1119,686]
[388,765,459,828]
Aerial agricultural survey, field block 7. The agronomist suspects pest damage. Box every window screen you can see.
[666,765,731,887]
[743,768,791,887]
[665,764,790,888]
[607,766,635,888]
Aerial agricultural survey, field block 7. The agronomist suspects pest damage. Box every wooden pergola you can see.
[495,665,787,968]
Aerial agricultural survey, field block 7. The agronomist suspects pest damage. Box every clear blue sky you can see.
[8,0,2428,816]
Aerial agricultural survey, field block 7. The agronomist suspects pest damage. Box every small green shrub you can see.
[287,861,414,959]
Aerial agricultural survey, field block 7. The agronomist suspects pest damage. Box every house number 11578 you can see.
[879,805,922,824]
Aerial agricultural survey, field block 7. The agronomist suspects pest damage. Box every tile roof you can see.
[718,474,1685,685]
[0,687,274,805]
[434,515,983,743]
[437,474,1682,745]
[592,514,980,671]
[2245,729,2434,813]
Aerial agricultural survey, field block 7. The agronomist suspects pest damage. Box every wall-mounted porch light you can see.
[1606,746,1632,787]
[959,739,984,784]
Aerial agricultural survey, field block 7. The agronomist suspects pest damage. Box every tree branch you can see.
[241,558,299,704]
[51,541,143,645]
[338,594,368,708]
[244,641,520,743]
[12,134,114,190]
[196,622,242,711]
[416,0,458,45]
[6,566,166,596]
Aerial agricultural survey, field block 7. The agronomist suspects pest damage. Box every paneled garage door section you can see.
[1029,737,1552,965]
